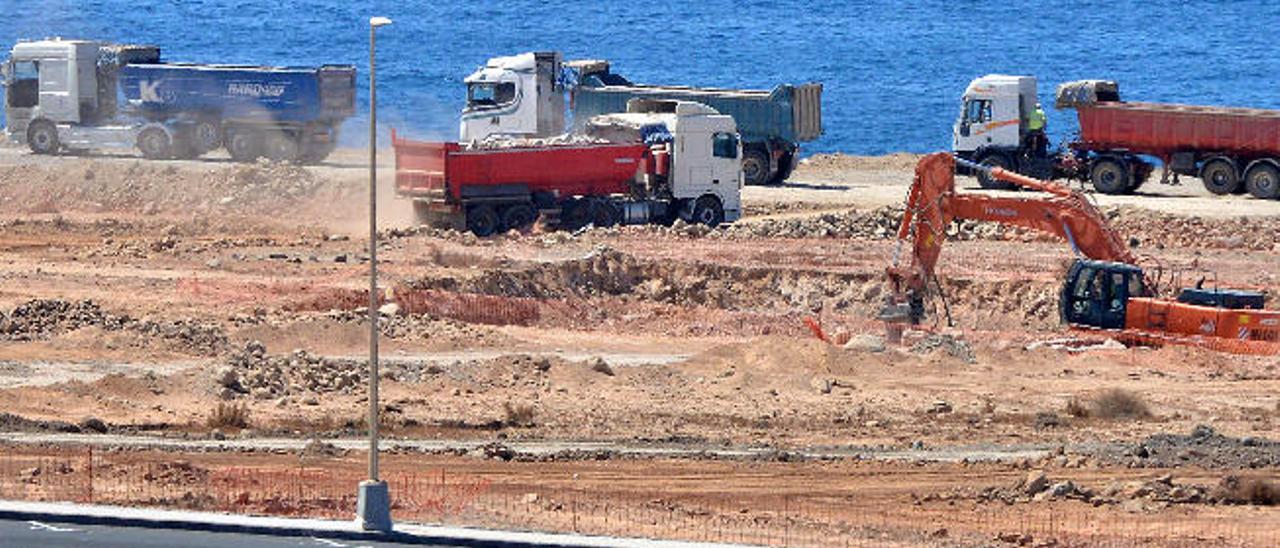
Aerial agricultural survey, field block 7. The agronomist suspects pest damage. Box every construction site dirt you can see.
[0,146,1277,545]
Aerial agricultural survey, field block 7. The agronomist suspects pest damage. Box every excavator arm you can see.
[883,153,1136,324]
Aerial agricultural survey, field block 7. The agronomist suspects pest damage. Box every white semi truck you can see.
[2,38,355,162]
[459,51,822,186]
[396,99,743,236]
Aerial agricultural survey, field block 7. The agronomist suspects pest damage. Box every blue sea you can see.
[4,1,1279,155]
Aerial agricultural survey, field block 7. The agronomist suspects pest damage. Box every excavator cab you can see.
[1060,259,1145,330]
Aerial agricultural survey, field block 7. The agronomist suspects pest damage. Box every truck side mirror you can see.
[959,124,970,137]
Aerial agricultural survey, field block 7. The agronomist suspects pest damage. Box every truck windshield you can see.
[467,82,516,108]
[7,61,38,108]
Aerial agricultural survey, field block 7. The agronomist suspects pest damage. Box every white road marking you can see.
[311,538,371,548]
[27,520,79,532]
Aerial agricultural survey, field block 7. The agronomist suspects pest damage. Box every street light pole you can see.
[357,15,393,534]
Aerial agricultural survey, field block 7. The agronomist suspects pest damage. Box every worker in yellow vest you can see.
[1026,103,1048,156]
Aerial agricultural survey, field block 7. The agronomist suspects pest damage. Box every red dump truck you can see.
[954,76,1280,199]
[394,100,743,236]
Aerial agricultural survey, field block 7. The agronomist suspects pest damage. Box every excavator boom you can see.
[885,153,1135,323]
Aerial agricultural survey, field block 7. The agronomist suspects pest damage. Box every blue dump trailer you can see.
[567,60,822,185]
[4,39,355,163]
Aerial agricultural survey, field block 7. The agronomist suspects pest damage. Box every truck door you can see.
[710,130,742,211]
[37,58,77,122]
[681,131,712,193]
[954,98,992,152]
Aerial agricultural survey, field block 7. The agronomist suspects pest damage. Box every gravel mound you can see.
[218,341,363,399]
[1093,425,1280,469]
[0,299,228,356]
[910,334,976,363]
[0,300,127,340]
[0,158,331,216]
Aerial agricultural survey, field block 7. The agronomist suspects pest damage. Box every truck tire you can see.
[500,203,537,231]
[591,200,621,228]
[768,151,796,185]
[26,120,60,155]
[1200,159,1240,195]
[137,128,173,160]
[192,118,222,153]
[1089,158,1131,194]
[1244,162,1280,199]
[975,153,1015,190]
[742,147,771,186]
[466,205,501,237]
[300,143,336,165]
[559,199,591,230]
[227,129,263,162]
[263,132,300,163]
[692,195,725,227]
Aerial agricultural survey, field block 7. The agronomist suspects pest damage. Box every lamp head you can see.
[370,17,392,28]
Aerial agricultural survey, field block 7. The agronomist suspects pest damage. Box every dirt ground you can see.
[0,145,1276,545]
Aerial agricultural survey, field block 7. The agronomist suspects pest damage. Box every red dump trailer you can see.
[1059,81,1280,199]
[393,100,745,237]
[393,132,645,236]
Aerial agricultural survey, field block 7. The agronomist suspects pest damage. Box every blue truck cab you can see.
[3,38,355,163]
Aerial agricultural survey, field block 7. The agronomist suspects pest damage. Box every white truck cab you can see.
[459,51,564,142]
[953,75,1055,187]
[4,40,101,140]
[4,39,161,154]
[587,100,742,224]
[954,74,1036,154]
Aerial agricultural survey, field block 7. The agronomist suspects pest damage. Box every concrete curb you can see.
[0,500,737,547]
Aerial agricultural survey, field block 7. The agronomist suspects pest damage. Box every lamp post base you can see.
[356,479,392,532]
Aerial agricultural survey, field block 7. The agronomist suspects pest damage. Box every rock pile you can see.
[910,334,976,363]
[0,299,127,340]
[1098,425,1280,469]
[218,341,363,400]
[0,299,229,356]
[1106,206,1279,251]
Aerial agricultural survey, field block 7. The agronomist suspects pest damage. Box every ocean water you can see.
[3,0,1279,155]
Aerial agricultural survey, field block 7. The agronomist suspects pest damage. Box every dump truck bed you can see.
[1076,101,1280,157]
[392,131,646,205]
[119,63,356,123]
[572,83,822,144]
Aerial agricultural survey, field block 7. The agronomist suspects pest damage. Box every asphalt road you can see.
[0,519,449,548]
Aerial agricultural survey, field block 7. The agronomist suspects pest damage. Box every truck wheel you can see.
[1200,159,1240,195]
[1089,158,1131,194]
[466,205,500,237]
[742,148,771,186]
[559,199,591,230]
[263,133,300,163]
[768,151,796,185]
[692,195,725,227]
[300,143,335,165]
[976,153,1015,190]
[1244,162,1280,199]
[192,118,222,153]
[591,200,621,228]
[500,204,537,231]
[26,121,60,155]
[227,130,263,162]
[137,128,173,160]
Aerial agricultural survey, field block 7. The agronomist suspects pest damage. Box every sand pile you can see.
[0,158,335,216]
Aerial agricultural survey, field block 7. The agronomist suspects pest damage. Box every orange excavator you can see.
[877,152,1280,355]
